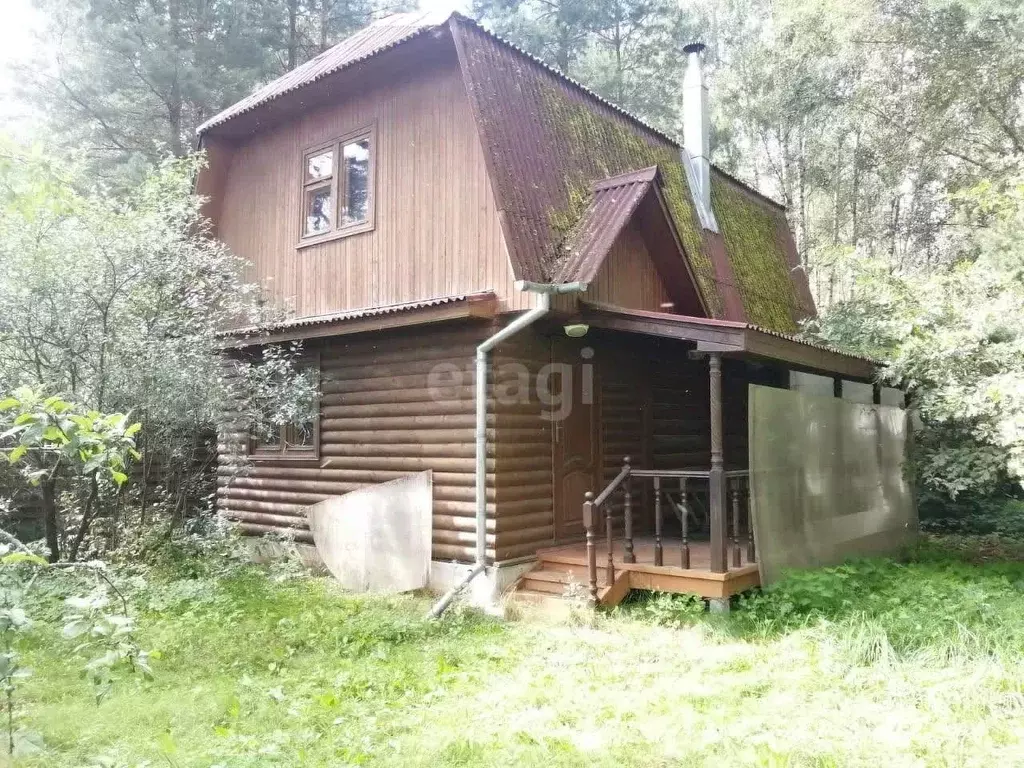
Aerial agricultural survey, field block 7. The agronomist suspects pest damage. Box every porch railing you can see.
[582,457,754,605]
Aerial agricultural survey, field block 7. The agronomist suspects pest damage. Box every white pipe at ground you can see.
[427,280,587,619]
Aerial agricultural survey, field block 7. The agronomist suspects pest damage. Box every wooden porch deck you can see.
[523,537,761,604]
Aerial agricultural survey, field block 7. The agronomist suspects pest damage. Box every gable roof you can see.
[198,10,453,134]
[199,11,816,334]
[555,167,707,316]
[555,167,659,284]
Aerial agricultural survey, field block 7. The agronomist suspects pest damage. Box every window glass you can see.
[342,139,371,225]
[304,185,333,236]
[306,149,333,183]
[285,421,315,451]
[251,420,282,451]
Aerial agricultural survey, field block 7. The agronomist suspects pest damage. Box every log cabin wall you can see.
[593,331,649,532]
[210,45,532,319]
[489,329,556,560]
[217,321,787,564]
[219,322,495,562]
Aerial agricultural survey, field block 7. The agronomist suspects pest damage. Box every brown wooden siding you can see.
[211,46,530,319]
[585,225,673,312]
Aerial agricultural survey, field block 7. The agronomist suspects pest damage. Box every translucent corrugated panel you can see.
[749,385,916,585]
[307,471,433,592]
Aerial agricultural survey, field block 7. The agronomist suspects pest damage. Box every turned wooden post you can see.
[605,500,615,587]
[583,491,598,604]
[653,475,663,567]
[730,480,742,567]
[708,352,727,573]
[745,479,756,563]
[622,456,635,564]
[679,477,690,569]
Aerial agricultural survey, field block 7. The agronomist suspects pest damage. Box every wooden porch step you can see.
[537,557,610,582]
[517,568,587,596]
[506,588,575,619]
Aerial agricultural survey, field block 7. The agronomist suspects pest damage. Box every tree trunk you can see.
[167,0,185,156]
[41,478,60,563]
[68,474,100,562]
[319,0,330,53]
[851,128,861,246]
[287,0,299,70]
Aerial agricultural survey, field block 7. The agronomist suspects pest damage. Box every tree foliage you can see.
[0,139,314,556]
[20,0,411,180]
[808,178,1024,500]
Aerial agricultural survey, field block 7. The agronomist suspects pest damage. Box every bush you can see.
[734,542,1024,661]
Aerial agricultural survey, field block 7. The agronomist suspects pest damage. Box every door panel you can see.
[552,337,599,539]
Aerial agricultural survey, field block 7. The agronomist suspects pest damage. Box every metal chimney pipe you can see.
[682,42,718,232]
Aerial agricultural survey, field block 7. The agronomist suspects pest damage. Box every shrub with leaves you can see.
[0,388,140,562]
[63,593,153,703]
[0,139,316,553]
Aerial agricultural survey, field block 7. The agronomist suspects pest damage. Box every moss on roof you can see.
[710,175,802,332]
[538,84,724,317]
[454,21,811,333]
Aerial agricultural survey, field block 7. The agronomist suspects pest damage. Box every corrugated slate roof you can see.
[198,10,454,134]
[218,292,494,338]
[200,12,815,334]
[554,167,658,284]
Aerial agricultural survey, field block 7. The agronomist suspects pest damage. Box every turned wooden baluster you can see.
[730,480,742,568]
[653,475,663,567]
[605,499,615,587]
[745,478,756,563]
[679,477,690,569]
[622,456,635,564]
[583,491,598,605]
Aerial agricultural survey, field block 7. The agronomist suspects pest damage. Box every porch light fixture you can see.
[563,323,589,338]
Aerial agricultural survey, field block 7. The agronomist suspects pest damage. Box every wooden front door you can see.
[552,336,599,540]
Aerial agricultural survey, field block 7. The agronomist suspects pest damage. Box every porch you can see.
[530,538,760,603]
[511,302,890,606]
[522,461,759,606]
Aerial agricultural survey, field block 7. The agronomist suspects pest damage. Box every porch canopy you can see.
[578,301,876,382]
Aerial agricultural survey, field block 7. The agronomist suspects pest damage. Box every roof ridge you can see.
[591,166,659,191]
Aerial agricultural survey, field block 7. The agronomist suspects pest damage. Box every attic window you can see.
[299,125,375,246]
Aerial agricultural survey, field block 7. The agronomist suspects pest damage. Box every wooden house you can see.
[200,11,897,607]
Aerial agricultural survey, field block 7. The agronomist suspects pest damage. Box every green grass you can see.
[11,537,1024,766]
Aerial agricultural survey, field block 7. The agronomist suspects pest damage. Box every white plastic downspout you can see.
[428,280,587,618]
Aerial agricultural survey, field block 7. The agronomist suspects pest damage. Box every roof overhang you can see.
[580,302,875,381]
[219,291,499,348]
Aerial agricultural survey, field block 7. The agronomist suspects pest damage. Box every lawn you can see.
[11,537,1024,767]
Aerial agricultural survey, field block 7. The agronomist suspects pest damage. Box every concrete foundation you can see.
[428,559,536,609]
[708,597,731,614]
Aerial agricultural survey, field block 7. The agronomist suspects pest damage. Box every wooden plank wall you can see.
[213,47,530,318]
[585,225,673,312]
